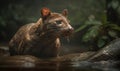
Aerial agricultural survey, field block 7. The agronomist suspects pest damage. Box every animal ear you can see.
[41,7,51,19]
[62,9,68,17]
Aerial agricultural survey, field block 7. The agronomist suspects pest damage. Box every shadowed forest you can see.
[0,0,120,50]
[0,0,120,53]
[0,0,120,71]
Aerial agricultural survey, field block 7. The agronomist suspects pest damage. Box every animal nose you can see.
[68,27,74,32]
[69,28,74,31]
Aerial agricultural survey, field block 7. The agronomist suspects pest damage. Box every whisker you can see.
[66,36,70,43]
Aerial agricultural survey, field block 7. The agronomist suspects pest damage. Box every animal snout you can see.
[68,27,74,32]
[62,27,74,36]
[65,27,74,34]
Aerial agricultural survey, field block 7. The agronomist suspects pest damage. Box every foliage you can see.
[75,14,120,48]
[74,0,120,49]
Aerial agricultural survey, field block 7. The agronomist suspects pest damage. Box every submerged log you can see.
[89,38,120,61]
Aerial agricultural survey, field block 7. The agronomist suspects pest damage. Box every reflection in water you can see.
[0,60,120,71]
[72,61,120,71]
[0,45,120,71]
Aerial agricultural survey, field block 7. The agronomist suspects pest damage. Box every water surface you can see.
[0,60,119,71]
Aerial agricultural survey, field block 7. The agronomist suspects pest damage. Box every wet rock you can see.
[51,51,95,61]
[0,46,9,57]
[89,38,120,61]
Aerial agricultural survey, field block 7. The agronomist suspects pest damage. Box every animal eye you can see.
[56,20,62,24]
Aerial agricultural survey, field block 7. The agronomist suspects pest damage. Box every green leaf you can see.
[111,1,119,9]
[75,18,102,33]
[108,24,120,31]
[108,30,118,38]
[0,17,6,27]
[97,38,106,48]
[75,24,88,33]
[85,18,102,25]
[82,25,100,42]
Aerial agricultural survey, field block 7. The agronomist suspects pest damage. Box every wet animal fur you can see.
[9,8,73,58]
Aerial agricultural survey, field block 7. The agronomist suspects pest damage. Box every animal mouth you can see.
[61,28,74,37]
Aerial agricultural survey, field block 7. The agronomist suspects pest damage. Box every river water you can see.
[0,60,120,71]
[0,45,120,71]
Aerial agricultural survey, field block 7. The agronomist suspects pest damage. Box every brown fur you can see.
[9,8,74,58]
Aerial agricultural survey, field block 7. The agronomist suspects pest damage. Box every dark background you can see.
[0,0,120,50]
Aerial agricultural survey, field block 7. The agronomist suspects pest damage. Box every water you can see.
[0,60,119,71]
[0,45,120,71]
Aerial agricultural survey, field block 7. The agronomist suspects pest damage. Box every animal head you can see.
[40,7,74,37]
